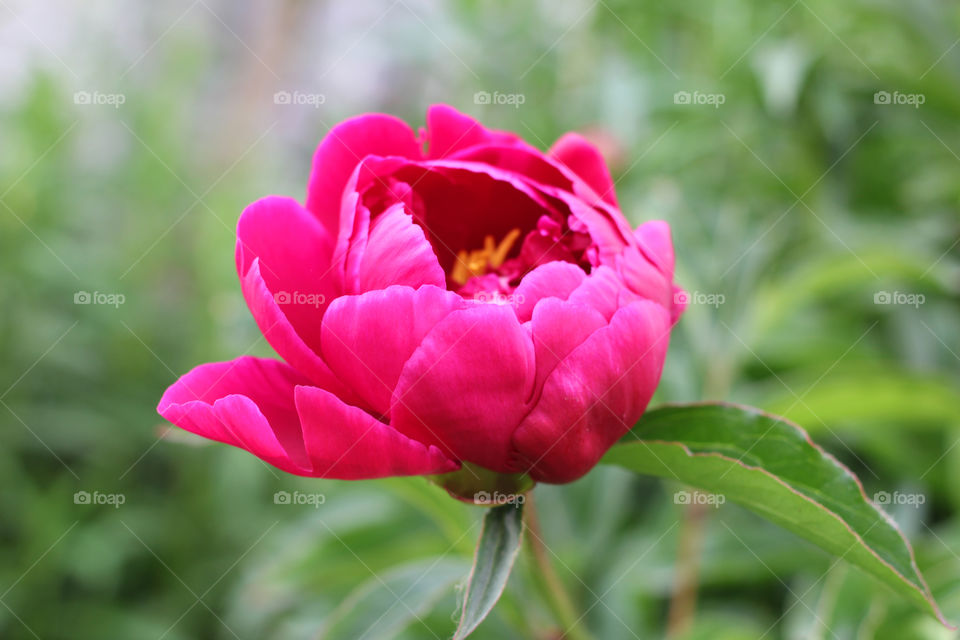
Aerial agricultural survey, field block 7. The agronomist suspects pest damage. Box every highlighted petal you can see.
[424,104,524,158]
[321,285,464,414]
[358,203,445,291]
[306,114,421,233]
[390,305,536,472]
[296,385,458,479]
[158,357,312,475]
[549,132,618,206]
[513,301,671,483]
[512,261,586,322]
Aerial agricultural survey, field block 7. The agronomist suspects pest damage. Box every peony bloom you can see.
[158,105,684,494]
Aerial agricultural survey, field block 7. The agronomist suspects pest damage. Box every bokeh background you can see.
[2,1,959,638]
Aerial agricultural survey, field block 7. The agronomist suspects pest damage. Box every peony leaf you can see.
[454,502,524,639]
[317,557,469,640]
[601,402,952,627]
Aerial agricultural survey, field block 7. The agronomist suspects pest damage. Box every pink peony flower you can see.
[158,105,684,493]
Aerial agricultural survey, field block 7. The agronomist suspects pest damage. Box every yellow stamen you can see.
[449,228,522,285]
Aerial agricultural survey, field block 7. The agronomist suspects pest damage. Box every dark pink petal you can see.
[526,297,607,400]
[549,132,618,206]
[390,305,536,472]
[615,246,675,310]
[306,114,421,233]
[235,197,355,394]
[512,300,671,483]
[295,386,458,479]
[357,203,445,291]
[634,220,675,278]
[321,285,464,415]
[567,265,629,320]
[512,261,586,322]
[157,357,313,475]
[424,104,524,158]
[238,260,355,400]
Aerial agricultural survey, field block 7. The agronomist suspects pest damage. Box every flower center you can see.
[449,228,522,285]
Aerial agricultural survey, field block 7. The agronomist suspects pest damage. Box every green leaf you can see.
[601,402,952,627]
[317,557,469,640]
[454,502,525,639]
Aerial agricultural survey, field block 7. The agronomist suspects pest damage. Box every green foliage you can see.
[2,1,959,638]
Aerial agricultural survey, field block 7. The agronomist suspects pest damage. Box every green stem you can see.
[523,496,597,640]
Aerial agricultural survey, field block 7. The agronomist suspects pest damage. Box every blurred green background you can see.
[2,1,959,638]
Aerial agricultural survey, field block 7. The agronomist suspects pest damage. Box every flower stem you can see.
[523,496,597,640]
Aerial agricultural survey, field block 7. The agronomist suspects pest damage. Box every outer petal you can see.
[236,196,355,398]
[320,285,464,415]
[549,132,618,206]
[295,386,458,479]
[512,300,672,483]
[390,305,536,472]
[157,357,313,475]
[306,114,421,233]
[634,220,675,278]
[424,104,526,158]
[357,202,445,292]
[526,297,607,401]
[512,261,586,322]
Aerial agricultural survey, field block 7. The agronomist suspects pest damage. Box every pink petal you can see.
[634,220,675,278]
[320,285,464,415]
[567,265,629,320]
[549,132,618,206]
[424,104,524,158]
[157,357,313,475]
[615,245,675,311]
[526,297,607,401]
[306,114,421,233]
[239,259,355,401]
[512,300,671,483]
[358,202,445,291]
[236,197,356,395]
[295,385,458,479]
[390,305,536,472]
[512,260,586,322]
